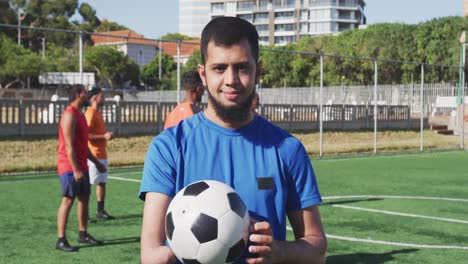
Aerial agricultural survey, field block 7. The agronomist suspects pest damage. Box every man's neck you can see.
[70,100,82,111]
[182,93,197,104]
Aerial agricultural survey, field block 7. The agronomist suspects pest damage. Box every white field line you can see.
[329,204,468,225]
[108,175,141,183]
[311,150,465,162]
[0,171,140,185]
[285,226,468,250]
[323,195,468,203]
[2,173,468,250]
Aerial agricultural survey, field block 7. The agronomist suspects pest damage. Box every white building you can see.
[208,0,366,45]
[90,30,159,68]
[179,0,211,38]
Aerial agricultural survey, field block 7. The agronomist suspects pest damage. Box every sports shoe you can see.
[77,232,103,245]
[96,211,115,220]
[56,239,79,252]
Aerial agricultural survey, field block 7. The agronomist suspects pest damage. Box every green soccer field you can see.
[1,151,467,263]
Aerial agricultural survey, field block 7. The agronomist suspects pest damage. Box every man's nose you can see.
[224,67,239,87]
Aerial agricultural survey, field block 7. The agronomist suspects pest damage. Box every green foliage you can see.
[141,52,176,90]
[1,1,468,90]
[94,19,128,33]
[84,45,139,88]
[0,33,43,88]
[260,44,296,88]
[183,49,202,73]
[161,33,197,41]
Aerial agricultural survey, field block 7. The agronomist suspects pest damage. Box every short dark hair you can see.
[68,84,86,103]
[86,87,102,100]
[200,16,259,65]
[182,70,202,92]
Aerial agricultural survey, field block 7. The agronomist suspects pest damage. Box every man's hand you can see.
[73,169,84,182]
[104,131,114,141]
[95,161,107,173]
[246,221,282,264]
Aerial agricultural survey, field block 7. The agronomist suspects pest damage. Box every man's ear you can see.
[255,61,263,85]
[198,64,207,87]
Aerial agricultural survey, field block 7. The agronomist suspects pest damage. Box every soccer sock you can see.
[97,201,104,212]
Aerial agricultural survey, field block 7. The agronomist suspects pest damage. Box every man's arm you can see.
[89,131,114,141]
[247,205,327,264]
[61,111,83,182]
[87,149,106,173]
[141,192,177,264]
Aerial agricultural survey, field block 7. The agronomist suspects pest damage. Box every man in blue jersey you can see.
[139,16,327,264]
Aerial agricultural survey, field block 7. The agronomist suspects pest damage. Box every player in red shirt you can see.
[56,85,106,252]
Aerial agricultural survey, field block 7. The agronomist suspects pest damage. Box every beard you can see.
[207,88,255,124]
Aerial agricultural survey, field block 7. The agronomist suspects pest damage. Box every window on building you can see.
[309,22,331,33]
[301,10,309,20]
[309,0,333,7]
[237,1,255,11]
[274,35,295,44]
[259,37,269,45]
[275,23,295,32]
[259,0,269,10]
[238,14,253,23]
[310,9,330,20]
[284,0,295,8]
[211,2,224,13]
[275,11,294,19]
[254,12,269,23]
[272,0,282,8]
[256,25,269,34]
[226,1,236,12]
[300,23,309,33]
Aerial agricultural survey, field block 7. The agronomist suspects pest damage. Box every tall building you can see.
[179,0,211,38]
[465,0,468,17]
[208,0,366,45]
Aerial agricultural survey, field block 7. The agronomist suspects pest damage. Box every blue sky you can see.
[80,0,462,39]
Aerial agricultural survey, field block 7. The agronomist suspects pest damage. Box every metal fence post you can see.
[374,59,378,155]
[319,53,324,157]
[115,102,121,135]
[19,99,25,136]
[157,103,162,133]
[420,63,425,152]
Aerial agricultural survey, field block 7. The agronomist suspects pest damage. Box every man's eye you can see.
[213,67,225,72]
[238,66,250,73]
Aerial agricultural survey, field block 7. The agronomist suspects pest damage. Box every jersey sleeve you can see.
[284,139,322,211]
[139,131,178,200]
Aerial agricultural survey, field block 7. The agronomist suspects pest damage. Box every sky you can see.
[80,0,462,40]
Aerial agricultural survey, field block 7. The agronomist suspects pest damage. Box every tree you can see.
[94,19,127,32]
[0,33,43,88]
[183,49,202,73]
[141,53,176,90]
[260,44,296,88]
[161,33,197,41]
[84,45,139,88]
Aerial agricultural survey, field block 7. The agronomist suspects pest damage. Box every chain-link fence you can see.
[0,23,466,173]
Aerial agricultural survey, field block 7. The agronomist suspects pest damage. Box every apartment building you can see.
[209,0,366,45]
[179,0,211,38]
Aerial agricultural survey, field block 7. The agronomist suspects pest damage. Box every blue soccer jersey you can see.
[139,112,322,259]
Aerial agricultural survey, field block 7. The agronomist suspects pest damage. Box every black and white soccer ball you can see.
[165,180,250,264]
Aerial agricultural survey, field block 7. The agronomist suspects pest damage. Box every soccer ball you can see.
[165,180,250,264]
